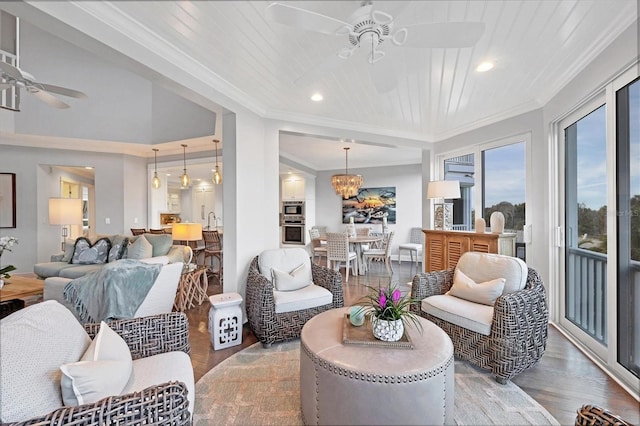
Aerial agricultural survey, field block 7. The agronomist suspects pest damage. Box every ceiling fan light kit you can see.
[332,147,363,199]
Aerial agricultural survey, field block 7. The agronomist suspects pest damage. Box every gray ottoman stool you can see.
[300,307,454,425]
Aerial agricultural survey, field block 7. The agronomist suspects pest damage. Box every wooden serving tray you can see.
[342,314,414,349]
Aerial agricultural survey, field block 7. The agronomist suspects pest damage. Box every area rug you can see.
[193,341,559,426]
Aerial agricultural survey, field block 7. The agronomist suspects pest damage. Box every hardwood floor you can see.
[187,261,639,426]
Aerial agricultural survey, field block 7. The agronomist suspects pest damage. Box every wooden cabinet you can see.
[423,230,516,272]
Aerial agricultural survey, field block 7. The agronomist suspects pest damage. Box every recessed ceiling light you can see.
[310,93,323,102]
[476,61,494,72]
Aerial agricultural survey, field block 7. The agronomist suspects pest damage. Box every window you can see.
[440,137,528,260]
[482,142,526,233]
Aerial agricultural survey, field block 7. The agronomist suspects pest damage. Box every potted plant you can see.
[357,281,422,342]
[0,236,18,287]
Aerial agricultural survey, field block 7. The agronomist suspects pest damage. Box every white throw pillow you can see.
[447,269,506,306]
[126,235,153,260]
[272,263,311,291]
[60,322,132,406]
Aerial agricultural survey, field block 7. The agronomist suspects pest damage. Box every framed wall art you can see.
[0,173,16,228]
[341,186,396,224]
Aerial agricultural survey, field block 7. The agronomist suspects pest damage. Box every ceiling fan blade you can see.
[29,89,70,109]
[0,60,24,80]
[402,22,486,48]
[368,51,401,94]
[294,49,351,87]
[39,83,87,99]
[370,1,410,23]
[266,2,350,35]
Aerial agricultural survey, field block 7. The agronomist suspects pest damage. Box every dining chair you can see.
[326,232,357,282]
[398,227,423,266]
[130,228,147,236]
[309,228,327,265]
[363,231,395,276]
[148,228,165,234]
[202,230,223,284]
[355,227,372,251]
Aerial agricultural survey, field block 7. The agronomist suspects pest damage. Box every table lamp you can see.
[172,222,203,265]
[426,180,461,231]
[48,198,83,251]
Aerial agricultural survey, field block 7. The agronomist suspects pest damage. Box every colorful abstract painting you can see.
[342,187,396,224]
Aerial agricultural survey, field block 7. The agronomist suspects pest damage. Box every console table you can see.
[423,229,516,272]
[300,307,454,425]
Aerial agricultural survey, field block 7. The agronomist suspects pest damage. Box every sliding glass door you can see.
[558,69,639,388]
[616,78,639,378]
[562,102,608,353]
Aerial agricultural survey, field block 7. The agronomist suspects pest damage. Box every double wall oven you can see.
[281,201,305,245]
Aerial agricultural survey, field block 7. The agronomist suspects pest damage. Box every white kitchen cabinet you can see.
[282,178,305,200]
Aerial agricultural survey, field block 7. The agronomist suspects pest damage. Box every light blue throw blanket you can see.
[64,259,162,324]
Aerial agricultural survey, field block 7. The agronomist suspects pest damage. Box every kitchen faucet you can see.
[207,211,217,230]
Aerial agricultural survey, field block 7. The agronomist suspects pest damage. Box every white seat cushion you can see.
[422,294,494,336]
[123,351,195,414]
[0,301,91,423]
[456,252,527,294]
[273,284,333,314]
[399,243,422,251]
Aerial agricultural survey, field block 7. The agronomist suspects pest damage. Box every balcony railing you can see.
[566,247,607,345]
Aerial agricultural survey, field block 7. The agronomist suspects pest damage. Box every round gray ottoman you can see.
[300,307,454,425]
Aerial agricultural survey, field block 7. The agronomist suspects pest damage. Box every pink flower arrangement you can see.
[357,281,423,331]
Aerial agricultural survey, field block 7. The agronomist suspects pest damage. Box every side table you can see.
[173,265,208,312]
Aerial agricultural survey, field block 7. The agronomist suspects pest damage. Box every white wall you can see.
[315,163,423,262]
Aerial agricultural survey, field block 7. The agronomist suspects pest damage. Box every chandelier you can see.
[331,147,363,199]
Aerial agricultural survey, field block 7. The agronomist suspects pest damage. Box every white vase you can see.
[372,317,404,342]
[490,211,505,234]
[475,218,486,233]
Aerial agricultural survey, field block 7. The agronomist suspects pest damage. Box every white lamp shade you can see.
[48,198,83,225]
[172,222,202,241]
[427,180,461,199]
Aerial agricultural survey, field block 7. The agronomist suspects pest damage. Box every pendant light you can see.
[151,148,161,189]
[212,139,222,185]
[180,144,190,188]
[331,146,363,199]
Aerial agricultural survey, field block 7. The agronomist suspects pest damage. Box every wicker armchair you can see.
[246,254,344,347]
[410,262,548,384]
[575,404,634,426]
[9,312,192,426]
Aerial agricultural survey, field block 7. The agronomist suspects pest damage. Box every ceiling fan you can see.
[0,60,87,109]
[266,1,485,93]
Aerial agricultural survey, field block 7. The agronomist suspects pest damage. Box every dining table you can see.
[321,234,383,275]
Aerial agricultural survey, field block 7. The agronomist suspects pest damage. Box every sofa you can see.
[34,233,190,279]
[411,251,549,384]
[0,300,194,425]
[44,261,183,321]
